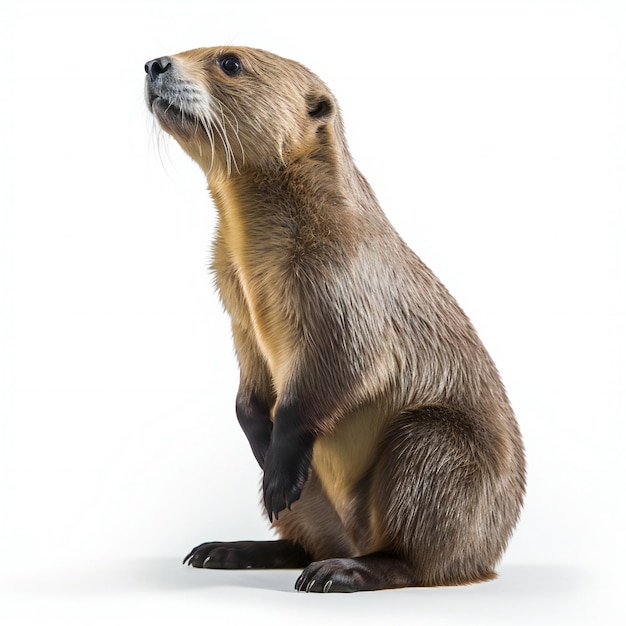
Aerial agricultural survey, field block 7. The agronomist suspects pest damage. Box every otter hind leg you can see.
[296,553,414,593]
[296,404,509,593]
[370,405,517,587]
[183,539,311,569]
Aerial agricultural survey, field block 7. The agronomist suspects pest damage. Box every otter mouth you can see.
[146,94,173,131]
[145,82,196,135]
[146,90,161,110]
[145,82,174,117]
[147,91,177,119]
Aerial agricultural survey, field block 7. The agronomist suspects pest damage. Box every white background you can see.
[1,0,625,624]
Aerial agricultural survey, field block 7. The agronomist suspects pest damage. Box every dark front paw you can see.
[262,436,312,522]
[183,541,261,569]
[184,542,241,569]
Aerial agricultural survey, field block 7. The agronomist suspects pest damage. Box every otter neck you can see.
[208,153,359,261]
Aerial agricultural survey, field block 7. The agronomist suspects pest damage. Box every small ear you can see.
[306,94,333,119]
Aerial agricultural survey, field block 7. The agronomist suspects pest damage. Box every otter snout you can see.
[145,57,172,81]
[145,56,169,110]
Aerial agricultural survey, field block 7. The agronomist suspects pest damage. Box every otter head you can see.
[144,46,339,176]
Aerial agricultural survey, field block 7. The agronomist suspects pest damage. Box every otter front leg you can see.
[236,390,273,468]
[184,540,311,569]
[263,403,315,521]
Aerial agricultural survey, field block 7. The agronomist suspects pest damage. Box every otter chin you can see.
[144,46,525,593]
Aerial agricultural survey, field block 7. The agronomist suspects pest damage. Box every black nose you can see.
[145,57,172,81]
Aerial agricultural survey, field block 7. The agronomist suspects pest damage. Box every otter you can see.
[144,46,525,592]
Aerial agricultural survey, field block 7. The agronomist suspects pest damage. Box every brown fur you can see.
[145,46,525,590]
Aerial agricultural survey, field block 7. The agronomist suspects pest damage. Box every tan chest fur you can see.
[212,178,296,395]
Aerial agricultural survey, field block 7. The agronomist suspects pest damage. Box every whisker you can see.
[145,111,175,178]
[212,97,241,174]
[193,116,203,158]
[209,106,234,176]
[197,112,216,173]
[218,100,245,167]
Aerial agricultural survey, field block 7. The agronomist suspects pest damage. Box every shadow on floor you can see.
[136,559,585,596]
[7,558,586,597]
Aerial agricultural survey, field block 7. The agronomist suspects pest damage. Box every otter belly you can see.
[312,403,390,517]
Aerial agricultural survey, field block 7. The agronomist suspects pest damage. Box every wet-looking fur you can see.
[144,46,525,592]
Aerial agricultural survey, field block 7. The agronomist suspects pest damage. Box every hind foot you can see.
[295,554,415,593]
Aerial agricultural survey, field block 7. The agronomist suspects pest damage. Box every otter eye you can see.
[220,55,242,76]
